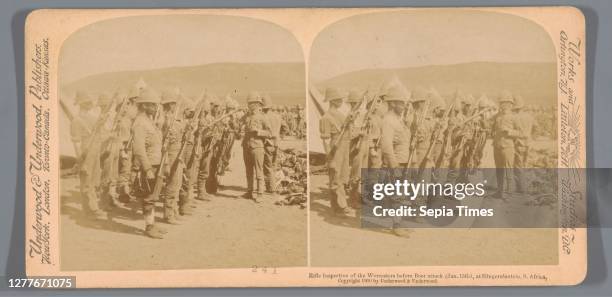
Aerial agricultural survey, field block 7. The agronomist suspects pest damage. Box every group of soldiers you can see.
[65,82,289,239]
[280,105,306,139]
[319,78,537,235]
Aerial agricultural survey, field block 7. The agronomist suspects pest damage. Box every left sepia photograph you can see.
[57,14,307,271]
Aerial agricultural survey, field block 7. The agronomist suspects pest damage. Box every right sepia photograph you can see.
[308,9,559,267]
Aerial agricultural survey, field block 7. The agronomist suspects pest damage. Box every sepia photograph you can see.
[23,7,586,287]
[308,9,562,267]
[57,14,307,270]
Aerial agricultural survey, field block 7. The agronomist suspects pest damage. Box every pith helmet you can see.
[262,93,273,109]
[161,90,178,105]
[427,87,446,110]
[463,94,475,106]
[246,91,263,104]
[513,94,525,109]
[324,87,346,102]
[499,90,514,104]
[74,91,94,106]
[382,84,411,103]
[346,89,365,103]
[134,88,160,104]
[477,94,490,108]
[411,86,429,103]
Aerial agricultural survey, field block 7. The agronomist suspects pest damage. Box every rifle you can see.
[416,104,455,178]
[404,101,430,168]
[445,109,490,162]
[76,98,118,177]
[184,109,241,191]
[60,99,86,157]
[151,101,184,200]
[165,100,207,184]
[326,93,368,161]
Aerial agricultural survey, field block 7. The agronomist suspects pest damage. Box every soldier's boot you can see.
[143,208,163,238]
[163,201,180,225]
[391,227,413,238]
[145,224,165,239]
[195,192,212,201]
[118,184,134,203]
[82,191,106,220]
[106,184,121,209]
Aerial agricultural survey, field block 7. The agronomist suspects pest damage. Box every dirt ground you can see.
[60,139,307,271]
[309,140,559,267]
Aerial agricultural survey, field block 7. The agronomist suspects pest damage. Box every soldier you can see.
[242,91,272,202]
[117,88,139,203]
[159,90,185,224]
[447,92,472,182]
[320,88,353,217]
[216,95,240,178]
[178,96,209,215]
[71,91,105,219]
[492,91,520,198]
[195,94,218,201]
[262,94,282,194]
[426,87,450,180]
[408,87,434,172]
[512,94,534,193]
[470,95,493,170]
[379,82,412,236]
[131,88,166,238]
[98,91,128,210]
[346,89,366,208]
[296,105,305,139]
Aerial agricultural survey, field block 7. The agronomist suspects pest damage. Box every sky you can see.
[59,14,304,84]
[310,9,557,82]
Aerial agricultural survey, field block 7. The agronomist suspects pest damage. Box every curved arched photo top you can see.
[59,14,304,103]
[310,9,556,103]
[58,14,305,158]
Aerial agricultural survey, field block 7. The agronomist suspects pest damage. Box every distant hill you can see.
[61,62,305,106]
[315,62,556,106]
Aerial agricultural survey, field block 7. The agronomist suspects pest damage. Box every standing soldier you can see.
[346,89,366,208]
[512,94,534,193]
[447,92,472,182]
[320,88,353,217]
[408,87,434,172]
[195,94,218,202]
[179,96,209,215]
[117,88,139,203]
[131,88,165,239]
[296,105,305,139]
[379,82,412,236]
[470,95,493,170]
[428,88,451,180]
[71,91,105,219]
[492,91,520,198]
[242,92,272,202]
[159,90,185,225]
[262,94,282,194]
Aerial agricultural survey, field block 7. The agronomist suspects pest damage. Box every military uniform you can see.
[242,92,272,200]
[71,92,105,217]
[159,91,185,223]
[131,88,165,238]
[492,91,520,195]
[513,95,534,192]
[320,88,352,214]
[262,95,282,193]
[195,103,217,201]
[179,98,209,215]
